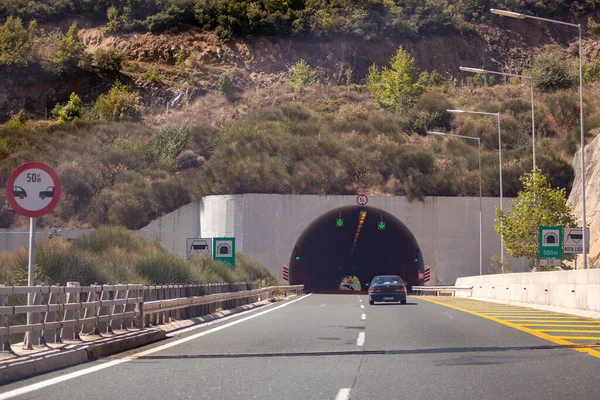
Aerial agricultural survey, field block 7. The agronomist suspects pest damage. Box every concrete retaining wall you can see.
[455,270,600,312]
[141,194,530,285]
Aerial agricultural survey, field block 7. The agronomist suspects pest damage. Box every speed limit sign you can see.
[356,193,368,206]
[6,162,61,218]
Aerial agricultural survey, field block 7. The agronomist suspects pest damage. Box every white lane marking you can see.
[361,313,366,321]
[358,298,362,303]
[320,303,326,307]
[445,311,453,319]
[360,304,365,309]
[336,388,352,400]
[356,332,365,346]
[0,294,313,400]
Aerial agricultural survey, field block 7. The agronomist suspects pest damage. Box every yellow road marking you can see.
[417,296,600,360]
[522,324,600,328]
[554,336,600,340]
[539,329,600,333]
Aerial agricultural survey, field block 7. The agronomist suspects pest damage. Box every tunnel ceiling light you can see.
[351,211,368,255]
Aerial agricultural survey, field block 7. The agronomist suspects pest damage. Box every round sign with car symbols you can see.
[6,162,61,218]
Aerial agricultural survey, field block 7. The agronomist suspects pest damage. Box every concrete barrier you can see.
[455,270,600,315]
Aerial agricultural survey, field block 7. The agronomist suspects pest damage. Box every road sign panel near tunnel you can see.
[214,237,235,267]
[6,162,61,218]
[539,226,562,259]
[563,227,590,254]
[186,238,212,258]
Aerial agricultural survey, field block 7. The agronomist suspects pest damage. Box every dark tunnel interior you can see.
[289,206,424,292]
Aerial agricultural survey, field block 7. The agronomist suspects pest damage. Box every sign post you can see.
[539,226,563,267]
[213,237,236,267]
[6,162,61,349]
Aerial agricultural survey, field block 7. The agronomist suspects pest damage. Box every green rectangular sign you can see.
[213,237,236,267]
[539,226,563,259]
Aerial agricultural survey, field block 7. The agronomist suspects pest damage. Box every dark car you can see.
[39,186,55,200]
[368,275,407,305]
[13,186,27,199]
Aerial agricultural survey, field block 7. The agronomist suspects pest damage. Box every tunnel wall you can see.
[141,194,529,285]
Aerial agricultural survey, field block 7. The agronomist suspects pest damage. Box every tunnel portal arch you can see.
[289,205,424,291]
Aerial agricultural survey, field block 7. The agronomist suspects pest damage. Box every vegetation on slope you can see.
[0,227,279,286]
[1,0,598,40]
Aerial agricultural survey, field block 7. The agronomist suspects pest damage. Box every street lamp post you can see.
[460,66,536,170]
[448,109,505,270]
[429,131,483,276]
[491,8,588,270]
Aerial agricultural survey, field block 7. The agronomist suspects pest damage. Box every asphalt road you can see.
[2,294,600,400]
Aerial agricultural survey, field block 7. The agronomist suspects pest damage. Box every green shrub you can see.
[532,48,576,92]
[145,67,162,83]
[145,125,190,169]
[584,58,600,83]
[134,249,191,284]
[147,180,191,215]
[73,227,146,254]
[5,110,26,128]
[366,46,424,112]
[410,91,452,134]
[280,103,311,121]
[176,149,201,170]
[218,72,236,100]
[288,59,316,86]
[93,48,123,74]
[91,81,141,121]
[53,92,81,122]
[418,70,447,87]
[35,239,100,285]
[54,21,85,69]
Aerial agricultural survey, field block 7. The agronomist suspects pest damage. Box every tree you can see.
[0,16,33,69]
[495,168,576,270]
[53,92,81,122]
[288,59,316,87]
[531,48,576,92]
[91,81,140,121]
[366,46,424,112]
[54,21,86,69]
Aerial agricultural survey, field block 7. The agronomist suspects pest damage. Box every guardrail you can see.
[0,282,304,352]
[412,286,473,297]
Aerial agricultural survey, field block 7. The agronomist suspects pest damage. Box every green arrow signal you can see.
[378,221,386,230]
[336,218,344,227]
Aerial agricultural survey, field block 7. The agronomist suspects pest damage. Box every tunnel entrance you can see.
[289,206,424,292]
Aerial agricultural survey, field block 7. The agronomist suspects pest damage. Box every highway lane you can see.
[2,294,600,400]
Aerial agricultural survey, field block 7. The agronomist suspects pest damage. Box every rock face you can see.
[567,134,600,268]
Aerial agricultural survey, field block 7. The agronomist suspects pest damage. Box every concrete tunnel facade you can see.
[140,194,530,287]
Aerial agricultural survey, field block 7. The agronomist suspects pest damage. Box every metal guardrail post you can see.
[24,288,42,349]
[110,288,125,331]
[96,286,112,334]
[0,284,7,351]
[82,285,100,335]
[62,282,80,340]
[43,286,60,343]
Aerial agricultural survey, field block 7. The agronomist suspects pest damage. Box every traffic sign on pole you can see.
[539,226,563,259]
[213,237,236,267]
[6,162,61,349]
[6,162,61,218]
